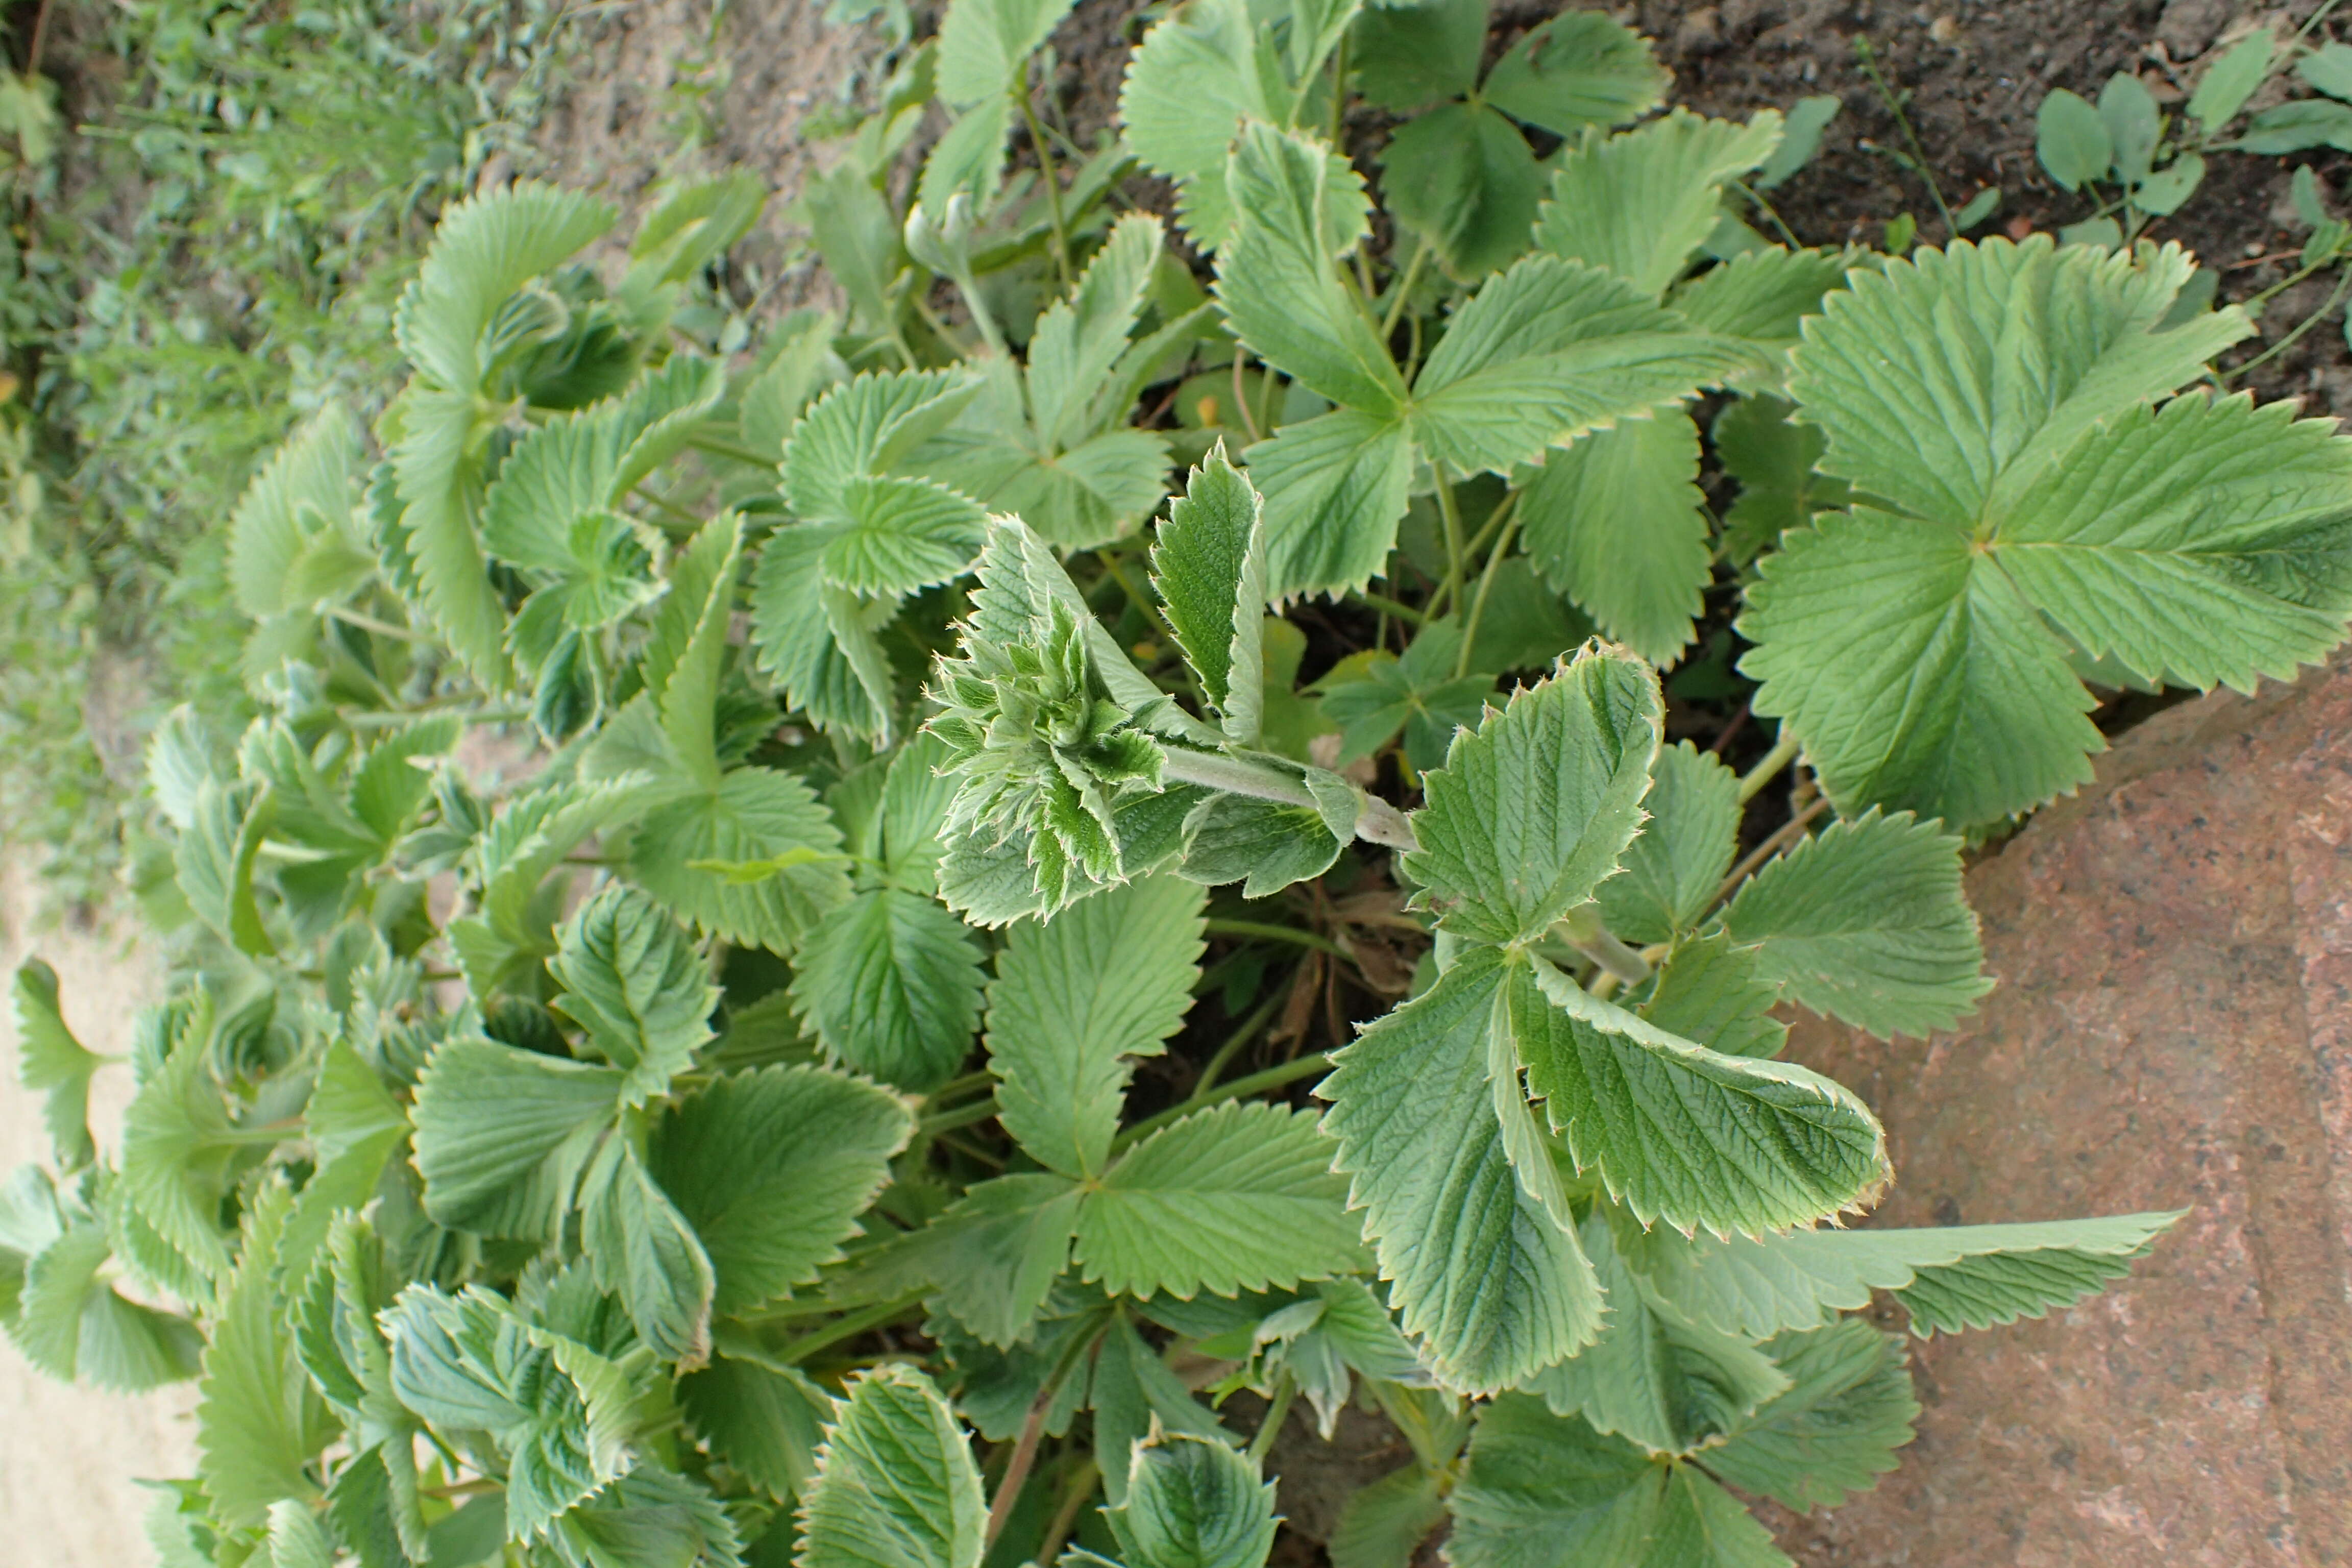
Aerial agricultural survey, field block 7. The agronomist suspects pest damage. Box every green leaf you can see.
[1707,394,1848,564]
[790,888,985,1093]
[1090,1311,1234,1505]
[283,1041,410,1281]
[1030,213,1168,452]
[988,875,1206,1180]
[2298,38,2352,102]
[1408,256,1760,479]
[1518,416,1712,665]
[937,0,1080,105]
[1379,104,1542,282]
[1738,509,2105,827]
[2035,88,2112,192]
[1515,956,1890,1237]
[229,404,365,619]
[393,182,619,392]
[652,1064,913,1316]
[550,884,720,1107]
[786,370,984,524]
[1522,1213,1790,1457]
[626,767,854,954]
[1118,0,1283,254]
[256,1501,336,1568]
[1721,810,1991,1040]
[740,311,843,462]
[1988,392,2352,693]
[581,1137,717,1367]
[2098,74,2160,187]
[411,1032,623,1239]
[1177,793,1346,896]
[1350,0,1485,110]
[1153,448,1269,738]
[1596,742,1739,945]
[898,1173,1084,1346]
[12,958,105,1169]
[118,1001,239,1297]
[199,1180,336,1527]
[750,526,898,739]
[1482,11,1668,137]
[1107,1430,1279,1568]
[679,1354,833,1502]
[2236,97,2352,153]
[1667,249,1853,368]
[1329,1466,1448,1568]
[799,1365,987,1568]
[177,778,276,957]
[1316,623,1497,771]
[548,1465,746,1568]
[1218,122,1398,412]
[1533,110,1784,297]
[1320,948,1602,1393]
[1786,236,2251,534]
[1402,645,1661,945]
[1444,1396,1664,1568]
[1248,406,1414,601]
[1074,1103,1365,1300]
[1755,95,1838,190]
[1614,1210,2185,1340]
[920,98,1014,213]
[11,1223,204,1391]
[1701,1320,1918,1511]
[1636,935,1786,1061]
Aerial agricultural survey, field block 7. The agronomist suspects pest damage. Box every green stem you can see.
[1326,32,1349,146]
[1247,1374,1297,1464]
[1191,989,1289,1100]
[919,1097,1002,1136]
[1735,732,1800,804]
[1381,237,1432,340]
[1352,588,1426,625]
[1728,178,1799,249]
[1159,748,1319,808]
[1101,555,1177,641]
[1205,919,1350,959]
[1455,497,1526,678]
[768,1292,930,1365]
[326,605,424,644]
[1036,1460,1101,1568]
[1017,78,1073,290]
[1113,1052,1334,1151]
[1432,460,1467,626]
[688,433,780,469]
[2223,266,2352,382]
[1855,38,1957,240]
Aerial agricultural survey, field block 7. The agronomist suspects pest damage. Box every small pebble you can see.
[1929,14,1959,41]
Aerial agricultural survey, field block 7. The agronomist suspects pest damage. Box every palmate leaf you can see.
[679,1353,834,1503]
[1594,742,1739,946]
[627,766,853,954]
[790,887,986,1092]
[550,883,719,1107]
[935,0,1080,106]
[12,958,107,1169]
[1522,1214,1789,1458]
[1516,958,1889,1238]
[1613,1209,2185,1340]
[199,1179,337,1528]
[282,1040,410,1280]
[1320,948,1603,1394]
[1107,1430,1280,1568]
[548,1465,745,1568]
[11,1222,205,1392]
[580,1137,716,1368]
[1533,110,1784,298]
[1377,102,1544,283]
[1402,644,1660,945]
[1742,236,2352,826]
[1700,1320,1918,1512]
[228,403,367,620]
[1720,810,1990,1040]
[986,874,1206,1180]
[1668,249,1854,370]
[1071,1102,1366,1299]
[1518,416,1711,666]
[410,1032,623,1240]
[1480,10,1668,137]
[651,1064,912,1316]
[1245,407,1415,601]
[1446,1395,1788,1568]
[1152,448,1268,740]
[1118,0,1285,254]
[798,1365,988,1568]
[1026,212,1166,455]
[749,526,897,739]
[393,182,620,392]
[118,998,240,1297]
[894,1173,1085,1347]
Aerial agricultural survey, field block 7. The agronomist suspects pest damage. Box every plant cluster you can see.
[0,0,576,907]
[10,2,2351,1567]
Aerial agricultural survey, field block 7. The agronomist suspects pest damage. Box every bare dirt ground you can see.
[0,851,191,1568]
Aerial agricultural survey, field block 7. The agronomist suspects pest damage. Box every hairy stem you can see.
[1017,78,1074,290]
[1736,732,1800,803]
[1710,794,1832,910]
[986,1389,1055,1551]
[1113,1052,1334,1150]
[1248,1373,1297,1464]
[1190,988,1290,1100]
[1455,496,1527,678]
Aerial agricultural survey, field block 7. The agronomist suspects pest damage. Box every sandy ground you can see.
[0,852,195,1566]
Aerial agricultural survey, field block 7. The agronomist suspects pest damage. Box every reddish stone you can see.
[1774,654,2352,1566]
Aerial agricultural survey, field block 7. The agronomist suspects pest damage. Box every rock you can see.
[1773,651,2352,1566]
[2154,0,2235,59]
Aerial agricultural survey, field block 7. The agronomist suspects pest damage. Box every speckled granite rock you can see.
[1772,652,2352,1567]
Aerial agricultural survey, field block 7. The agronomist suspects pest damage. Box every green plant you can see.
[12,0,2342,1564]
